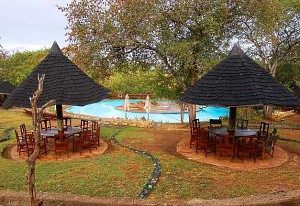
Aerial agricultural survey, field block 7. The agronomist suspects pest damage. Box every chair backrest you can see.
[209,119,222,128]
[41,119,51,130]
[237,119,248,129]
[259,122,269,135]
[54,132,68,145]
[27,133,35,145]
[15,129,23,142]
[63,117,72,127]
[20,124,27,138]
[241,135,256,146]
[267,128,279,145]
[198,128,209,142]
[219,134,235,148]
[80,130,92,142]
[80,120,89,131]
[191,119,200,132]
[270,128,277,136]
[92,121,99,134]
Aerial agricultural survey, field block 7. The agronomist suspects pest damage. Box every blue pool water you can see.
[66,99,229,123]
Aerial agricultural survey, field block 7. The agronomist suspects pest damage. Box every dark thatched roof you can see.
[0,80,15,94]
[179,45,300,107]
[3,42,110,108]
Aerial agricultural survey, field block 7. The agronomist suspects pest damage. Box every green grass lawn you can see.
[0,108,300,200]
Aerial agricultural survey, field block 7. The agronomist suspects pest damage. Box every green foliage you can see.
[103,67,157,95]
[60,0,238,93]
[102,66,185,100]
[0,49,48,85]
[235,0,300,77]
[276,62,300,89]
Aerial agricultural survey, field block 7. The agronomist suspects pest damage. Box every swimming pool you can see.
[66,99,229,123]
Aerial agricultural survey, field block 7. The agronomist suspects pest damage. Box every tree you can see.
[0,40,7,81]
[103,66,157,95]
[276,61,300,89]
[27,75,55,206]
[60,0,238,123]
[0,41,6,60]
[0,49,48,86]
[235,0,300,119]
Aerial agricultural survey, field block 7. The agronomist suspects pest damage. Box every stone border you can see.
[65,111,155,128]
[111,132,161,198]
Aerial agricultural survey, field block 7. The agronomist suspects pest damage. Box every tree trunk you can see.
[263,63,277,120]
[187,104,196,125]
[263,105,273,120]
[27,75,55,206]
[179,102,185,123]
[27,150,39,206]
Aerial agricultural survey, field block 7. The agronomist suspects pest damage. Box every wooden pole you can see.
[228,107,237,134]
[56,104,63,132]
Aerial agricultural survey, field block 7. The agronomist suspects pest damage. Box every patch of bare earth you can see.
[125,123,299,171]
[5,138,108,162]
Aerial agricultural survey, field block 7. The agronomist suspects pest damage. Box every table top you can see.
[41,126,81,137]
[209,126,256,137]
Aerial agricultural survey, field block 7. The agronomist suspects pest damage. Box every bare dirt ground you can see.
[5,138,108,162]
[125,122,300,170]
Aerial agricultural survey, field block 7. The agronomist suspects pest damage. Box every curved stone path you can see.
[111,132,161,198]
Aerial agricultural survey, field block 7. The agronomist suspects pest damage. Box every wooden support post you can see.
[228,107,237,134]
[56,104,63,132]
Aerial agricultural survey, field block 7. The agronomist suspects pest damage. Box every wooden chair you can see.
[209,119,222,128]
[264,132,279,158]
[73,130,92,155]
[190,119,200,148]
[15,130,31,156]
[20,124,32,139]
[256,122,270,158]
[80,120,89,131]
[26,133,36,157]
[219,134,236,162]
[257,122,269,141]
[91,121,100,148]
[27,132,47,157]
[54,132,69,158]
[237,119,249,129]
[19,125,36,156]
[262,128,279,158]
[18,124,47,157]
[40,118,52,143]
[81,130,92,153]
[196,128,216,156]
[238,135,258,163]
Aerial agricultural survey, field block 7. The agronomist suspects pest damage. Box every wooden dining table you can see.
[41,126,81,137]
[209,126,256,137]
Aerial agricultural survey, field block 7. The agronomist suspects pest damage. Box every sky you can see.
[0,0,71,53]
